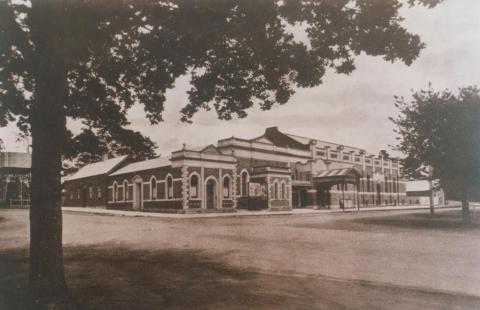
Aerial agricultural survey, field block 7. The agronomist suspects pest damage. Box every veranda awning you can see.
[313,167,361,185]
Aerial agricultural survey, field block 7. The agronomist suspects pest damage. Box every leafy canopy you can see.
[1,0,441,160]
[391,86,480,200]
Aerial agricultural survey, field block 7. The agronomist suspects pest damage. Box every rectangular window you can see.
[330,152,338,159]
[97,187,102,198]
[343,155,350,160]
[355,157,361,162]
[89,187,93,199]
[316,151,325,156]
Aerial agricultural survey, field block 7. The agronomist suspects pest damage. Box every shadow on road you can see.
[353,210,480,231]
[1,243,480,310]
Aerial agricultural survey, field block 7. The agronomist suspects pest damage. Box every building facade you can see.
[63,127,407,212]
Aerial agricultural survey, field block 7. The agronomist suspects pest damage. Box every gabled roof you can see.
[109,156,171,176]
[67,155,128,181]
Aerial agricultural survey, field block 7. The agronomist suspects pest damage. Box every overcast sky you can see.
[1,0,479,157]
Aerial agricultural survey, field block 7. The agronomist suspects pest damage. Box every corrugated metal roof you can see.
[315,168,360,178]
[285,133,366,153]
[0,152,31,169]
[67,155,128,181]
[109,156,171,176]
[285,133,311,145]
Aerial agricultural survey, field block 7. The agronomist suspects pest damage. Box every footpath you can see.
[62,204,462,219]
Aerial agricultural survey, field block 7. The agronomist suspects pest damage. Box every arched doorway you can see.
[205,178,218,209]
[132,175,143,210]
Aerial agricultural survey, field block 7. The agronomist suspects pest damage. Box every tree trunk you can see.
[428,179,435,215]
[28,1,74,308]
[461,190,471,224]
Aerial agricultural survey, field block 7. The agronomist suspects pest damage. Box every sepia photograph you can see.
[0,0,479,309]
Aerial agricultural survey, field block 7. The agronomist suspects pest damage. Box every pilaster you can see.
[181,165,189,210]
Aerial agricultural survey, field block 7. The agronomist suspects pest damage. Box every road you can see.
[1,208,479,309]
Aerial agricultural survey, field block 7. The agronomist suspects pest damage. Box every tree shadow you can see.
[2,243,480,310]
[0,244,303,310]
[352,210,480,231]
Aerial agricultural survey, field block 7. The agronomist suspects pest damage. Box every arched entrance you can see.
[205,178,218,209]
[132,175,143,210]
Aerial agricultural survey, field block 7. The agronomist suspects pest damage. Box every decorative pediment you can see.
[253,135,274,144]
[201,145,222,155]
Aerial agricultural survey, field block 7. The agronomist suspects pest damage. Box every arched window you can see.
[241,170,249,196]
[113,182,118,201]
[151,177,157,200]
[273,181,279,199]
[281,182,286,199]
[166,175,173,199]
[124,180,129,200]
[223,175,231,198]
[190,174,199,198]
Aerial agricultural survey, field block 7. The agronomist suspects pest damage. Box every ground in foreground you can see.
[0,208,479,309]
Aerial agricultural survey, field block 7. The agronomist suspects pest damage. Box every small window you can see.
[97,186,102,198]
[88,186,93,199]
[151,177,157,200]
[223,176,231,198]
[166,176,173,199]
[190,174,199,198]
[113,182,118,201]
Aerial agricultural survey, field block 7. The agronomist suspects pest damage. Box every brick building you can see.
[63,127,407,212]
[63,155,129,208]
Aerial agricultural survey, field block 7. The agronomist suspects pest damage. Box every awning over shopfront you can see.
[313,167,361,185]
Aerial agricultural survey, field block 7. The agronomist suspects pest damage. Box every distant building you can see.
[406,180,445,206]
[63,127,408,213]
[0,152,31,207]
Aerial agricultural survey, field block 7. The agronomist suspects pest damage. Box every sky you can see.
[1,0,480,157]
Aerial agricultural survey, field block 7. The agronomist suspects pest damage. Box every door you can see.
[134,182,142,210]
[206,179,217,209]
[376,184,381,205]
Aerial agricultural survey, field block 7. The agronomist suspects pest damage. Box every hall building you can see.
[63,127,407,212]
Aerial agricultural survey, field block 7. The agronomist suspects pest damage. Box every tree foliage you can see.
[391,86,480,219]
[1,0,441,139]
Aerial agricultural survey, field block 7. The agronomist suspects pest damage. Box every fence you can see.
[8,199,30,209]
